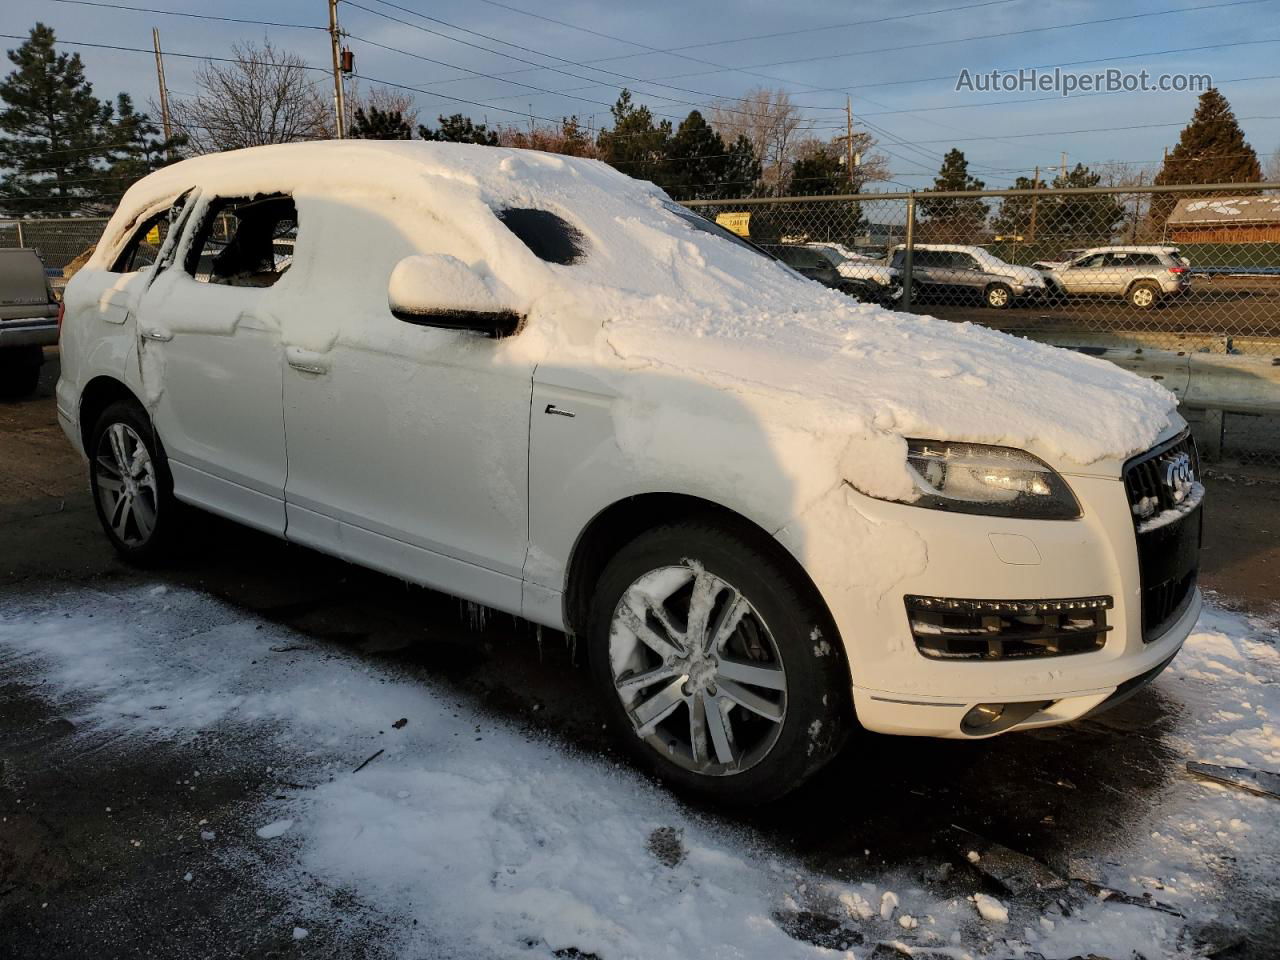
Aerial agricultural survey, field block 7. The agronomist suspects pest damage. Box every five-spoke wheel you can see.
[589,521,851,802]
[89,400,177,561]
[609,564,788,776]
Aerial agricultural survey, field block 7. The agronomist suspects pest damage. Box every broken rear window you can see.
[496,208,585,265]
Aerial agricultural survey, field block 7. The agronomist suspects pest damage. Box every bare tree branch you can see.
[168,39,331,154]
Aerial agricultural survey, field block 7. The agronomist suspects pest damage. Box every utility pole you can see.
[327,0,347,138]
[1028,165,1039,242]
[1060,151,1067,178]
[151,28,173,150]
[845,96,854,183]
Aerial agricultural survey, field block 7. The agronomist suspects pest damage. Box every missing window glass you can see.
[187,194,298,287]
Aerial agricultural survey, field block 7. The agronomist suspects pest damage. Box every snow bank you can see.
[2,584,1276,958]
[83,141,1178,494]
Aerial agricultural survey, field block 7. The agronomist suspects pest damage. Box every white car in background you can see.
[890,243,1048,308]
[58,141,1201,802]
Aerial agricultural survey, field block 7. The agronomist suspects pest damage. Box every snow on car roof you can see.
[97,141,1177,483]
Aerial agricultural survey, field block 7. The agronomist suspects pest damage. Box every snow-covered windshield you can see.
[661,201,772,260]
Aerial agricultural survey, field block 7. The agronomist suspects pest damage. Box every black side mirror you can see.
[390,306,524,339]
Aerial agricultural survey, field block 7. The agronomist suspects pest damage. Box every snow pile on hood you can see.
[5,584,1276,958]
[102,141,1177,472]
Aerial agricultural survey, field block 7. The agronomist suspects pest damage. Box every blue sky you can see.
[3,0,1277,188]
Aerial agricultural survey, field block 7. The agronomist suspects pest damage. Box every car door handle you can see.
[286,347,330,375]
[140,326,173,342]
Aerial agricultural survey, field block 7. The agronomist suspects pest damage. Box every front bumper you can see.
[774,457,1199,739]
[852,588,1198,738]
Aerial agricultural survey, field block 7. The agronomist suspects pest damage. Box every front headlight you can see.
[903,440,1081,519]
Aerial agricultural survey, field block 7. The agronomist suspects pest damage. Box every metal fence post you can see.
[15,220,24,249]
[901,192,916,313]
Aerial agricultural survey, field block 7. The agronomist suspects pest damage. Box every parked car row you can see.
[774,240,1193,311]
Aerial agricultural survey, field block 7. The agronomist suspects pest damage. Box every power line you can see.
[44,0,325,30]
[343,0,849,115]
[906,114,1280,146]
[422,0,1020,88]
[628,0,1275,83]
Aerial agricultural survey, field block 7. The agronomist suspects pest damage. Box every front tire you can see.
[89,400,179,563]
[588,521,851,803]
[984,283,1012,309]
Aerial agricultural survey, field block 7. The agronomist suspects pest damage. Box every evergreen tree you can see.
[0,24,113,216]
[101,93,184,208]
[721,133,761,198]
[597,89,670,184]
[789,142,846,196]
[783,141,865,242]
[351,105,412,140]
[419,113,499,145]
[658,110,725,200]
[990,174,1039,239]
[917,148,988,241]
[992,164,1125,247]
[1152,88,1262,223]
[556,116,592,157]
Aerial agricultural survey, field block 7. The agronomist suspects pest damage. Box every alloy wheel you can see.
[607,563,788,776]
[94,422,159,547]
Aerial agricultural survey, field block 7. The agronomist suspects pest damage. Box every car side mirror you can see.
[388,254,525,338]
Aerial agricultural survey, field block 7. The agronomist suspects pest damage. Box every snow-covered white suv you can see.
[58,142,1202,802]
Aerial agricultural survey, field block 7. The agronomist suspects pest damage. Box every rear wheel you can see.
[588,521,851,803]
[89,400,179,563]
[0,345,43,400]
[1128,281,1160,309]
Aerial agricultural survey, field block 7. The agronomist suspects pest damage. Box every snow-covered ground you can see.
[0,584,1276,959]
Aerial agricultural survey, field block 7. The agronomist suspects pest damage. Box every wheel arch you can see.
[79,375,145,452]
[562,492,845,665]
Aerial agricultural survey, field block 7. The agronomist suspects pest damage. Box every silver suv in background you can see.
[889,243,1047,309]
[0,248,61,398]
[1041,246,1191,309]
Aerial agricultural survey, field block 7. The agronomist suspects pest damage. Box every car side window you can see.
[186,195,298,288]
[111,213,170,273]
[1076,254,1105,268]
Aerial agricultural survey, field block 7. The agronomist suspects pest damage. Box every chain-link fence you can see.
[687,182,1280,469]
[1,217,108,293]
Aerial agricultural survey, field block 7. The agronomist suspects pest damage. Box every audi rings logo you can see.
[1162,452,1196,504]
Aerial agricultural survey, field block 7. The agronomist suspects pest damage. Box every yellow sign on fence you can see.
[714,212,751,237]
